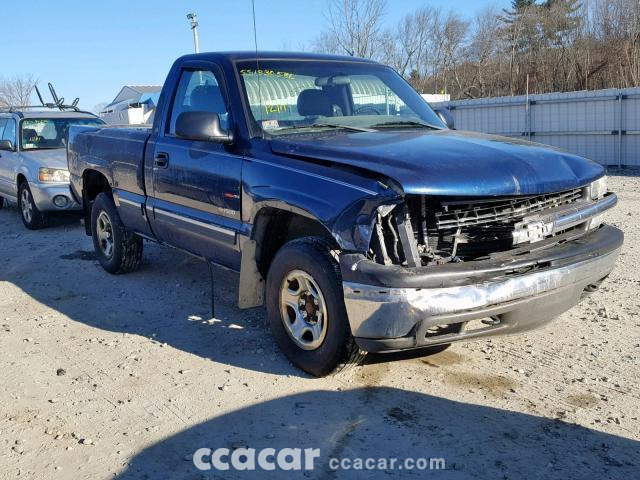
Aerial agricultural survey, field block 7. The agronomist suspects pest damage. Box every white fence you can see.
[431,87,640,167]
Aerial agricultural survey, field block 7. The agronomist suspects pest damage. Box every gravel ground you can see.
[0,171,638,479]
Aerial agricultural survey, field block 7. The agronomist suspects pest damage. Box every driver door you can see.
[147,64,243,270]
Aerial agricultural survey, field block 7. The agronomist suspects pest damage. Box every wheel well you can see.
[81,170,111,236]
[252,208,336,278]
[83,170,111,202]
[16,173,27,187]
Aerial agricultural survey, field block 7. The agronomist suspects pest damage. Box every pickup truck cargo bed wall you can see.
[68,126,153,238]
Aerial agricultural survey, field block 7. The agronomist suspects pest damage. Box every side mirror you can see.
[435,108,455,130]
[175,111,233,144]
[0,140,14,151]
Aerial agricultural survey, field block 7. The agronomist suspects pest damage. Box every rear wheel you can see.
[266,237,364,377]
[18,181,47,229]
[91,192,143,274]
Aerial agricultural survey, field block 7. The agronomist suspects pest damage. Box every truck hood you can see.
[270,130,604,196]
[19,149,68,170]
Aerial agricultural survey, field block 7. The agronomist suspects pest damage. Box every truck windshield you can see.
[21,117,104,151]
[235,59,446,136]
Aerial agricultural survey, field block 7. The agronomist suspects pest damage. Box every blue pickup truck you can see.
[68,52,623,376]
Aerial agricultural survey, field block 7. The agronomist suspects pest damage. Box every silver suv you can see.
[0,109,104,229]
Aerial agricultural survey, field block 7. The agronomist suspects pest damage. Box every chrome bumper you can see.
[341,225,623,352]
[30,183,81,211]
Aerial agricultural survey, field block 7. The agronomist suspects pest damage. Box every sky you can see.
[0,0,509,111]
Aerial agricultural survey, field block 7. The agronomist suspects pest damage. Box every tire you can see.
[18,181,47,229]
[91,192,143,274]
[266,237,365,377]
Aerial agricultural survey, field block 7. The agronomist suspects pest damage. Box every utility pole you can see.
[187,13,200,53]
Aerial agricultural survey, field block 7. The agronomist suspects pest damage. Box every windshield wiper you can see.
[311,122,375,132]
[274,123,374,134]
[23,146,62,150]
[371,120,444,130]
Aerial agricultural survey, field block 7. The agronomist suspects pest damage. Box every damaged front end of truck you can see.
[338,177,623,353]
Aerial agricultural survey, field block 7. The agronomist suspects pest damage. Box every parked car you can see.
[68,52,623,376]
[0,109,104,229]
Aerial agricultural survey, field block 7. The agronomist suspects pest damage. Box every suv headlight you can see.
[39,168,70,183]
[589,176,607,200]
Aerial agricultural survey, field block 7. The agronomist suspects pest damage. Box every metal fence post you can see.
[528,99,533,140]
[618,90,623,168]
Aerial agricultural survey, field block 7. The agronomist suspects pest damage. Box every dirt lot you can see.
[1,171,639,479]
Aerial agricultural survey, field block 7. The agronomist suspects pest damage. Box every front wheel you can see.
[91,192,143,274]
[266,237,364,377]
[18,181,47,229]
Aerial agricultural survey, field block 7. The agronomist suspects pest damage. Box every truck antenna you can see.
[252,0,263,139]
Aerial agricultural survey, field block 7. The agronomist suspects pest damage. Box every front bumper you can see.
[340,225,623,353]
[30,183,81,212]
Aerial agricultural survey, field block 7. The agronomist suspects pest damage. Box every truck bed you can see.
[68,125,152,200]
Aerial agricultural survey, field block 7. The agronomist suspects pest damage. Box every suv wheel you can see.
[91,192,143,274]
[266,237,365,377]
[18,181,47,229]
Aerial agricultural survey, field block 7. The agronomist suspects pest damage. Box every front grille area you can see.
[406,188,585,262]
[434,188,583,230]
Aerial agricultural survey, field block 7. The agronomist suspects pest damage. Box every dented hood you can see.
[270,130,604,196]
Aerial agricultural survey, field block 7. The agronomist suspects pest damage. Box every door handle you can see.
[154,152,169,168]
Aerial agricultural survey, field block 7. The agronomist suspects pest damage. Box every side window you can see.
[168,69,228,135]
[2,119,16,145]
[0,119,7,140]
[4,120,15,142]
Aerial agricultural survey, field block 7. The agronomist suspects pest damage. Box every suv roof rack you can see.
[0,83,85,113]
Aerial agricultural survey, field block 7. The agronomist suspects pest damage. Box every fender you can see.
[68,126,117,201]
[15,164,33,191]
[237,153,402,309]
[242,152,402,253]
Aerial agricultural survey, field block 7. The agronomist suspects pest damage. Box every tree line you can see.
[0,75,36,110]
[2,1,638,107]
[312,0,640,99]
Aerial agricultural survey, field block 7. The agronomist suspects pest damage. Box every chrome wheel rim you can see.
[96,211,114,258]
[21,188,33,223]
[279,270,328,351]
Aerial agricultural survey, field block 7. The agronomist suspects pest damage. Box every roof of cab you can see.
[178,51,380,64]
[0,110,99,120]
